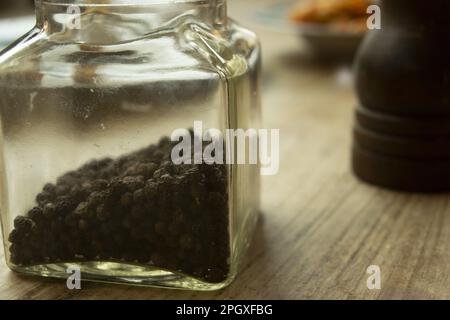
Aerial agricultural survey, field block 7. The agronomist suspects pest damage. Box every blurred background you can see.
[0,0,34,16]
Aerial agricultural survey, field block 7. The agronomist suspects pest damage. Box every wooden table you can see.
[1,0,450,300]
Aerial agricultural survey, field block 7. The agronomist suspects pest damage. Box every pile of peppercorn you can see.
[8,135,230,283]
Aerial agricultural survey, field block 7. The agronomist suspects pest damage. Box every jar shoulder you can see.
[0,19,260,88]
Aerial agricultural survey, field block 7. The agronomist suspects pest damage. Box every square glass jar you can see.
[0,0,261,290]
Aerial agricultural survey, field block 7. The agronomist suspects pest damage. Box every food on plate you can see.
[291,0,373,32]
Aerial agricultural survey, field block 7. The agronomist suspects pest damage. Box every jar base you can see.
[9,261,234,291]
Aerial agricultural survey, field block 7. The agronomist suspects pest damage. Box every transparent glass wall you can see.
[0,0,261,290]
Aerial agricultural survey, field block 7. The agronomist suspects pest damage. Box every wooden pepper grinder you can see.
[352,0,450,192]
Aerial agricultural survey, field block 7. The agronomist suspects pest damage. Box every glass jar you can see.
[0,0,261,290]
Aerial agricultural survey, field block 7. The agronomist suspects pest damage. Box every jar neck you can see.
[34,0,228,43]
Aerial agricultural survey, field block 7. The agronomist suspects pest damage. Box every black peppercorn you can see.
[92,179,108,191]
[130,205,145,220]
[43,183,56,194]
[87,191,105,207]
[55,184,71,196]
[13,216,33,232]
[8,229,20,243]
[108,177,126,196]
[74,201,88,217]
[96,204,110,221]
[122,176,145,191]
[7,133,230,283]
[28,207,44,223]
[179,234,194,250]
[133,188,145,203]
[154,221,166,235]
[120,192,133,207]
[78,219,89,231]
[153,168,166,179]
[143,180,158,200]
[43,203,57,218]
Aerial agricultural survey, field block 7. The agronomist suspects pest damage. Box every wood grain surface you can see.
[1,0,450,300]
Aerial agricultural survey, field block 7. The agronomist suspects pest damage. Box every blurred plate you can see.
[254,0,366,60]
[0,15,35,49]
